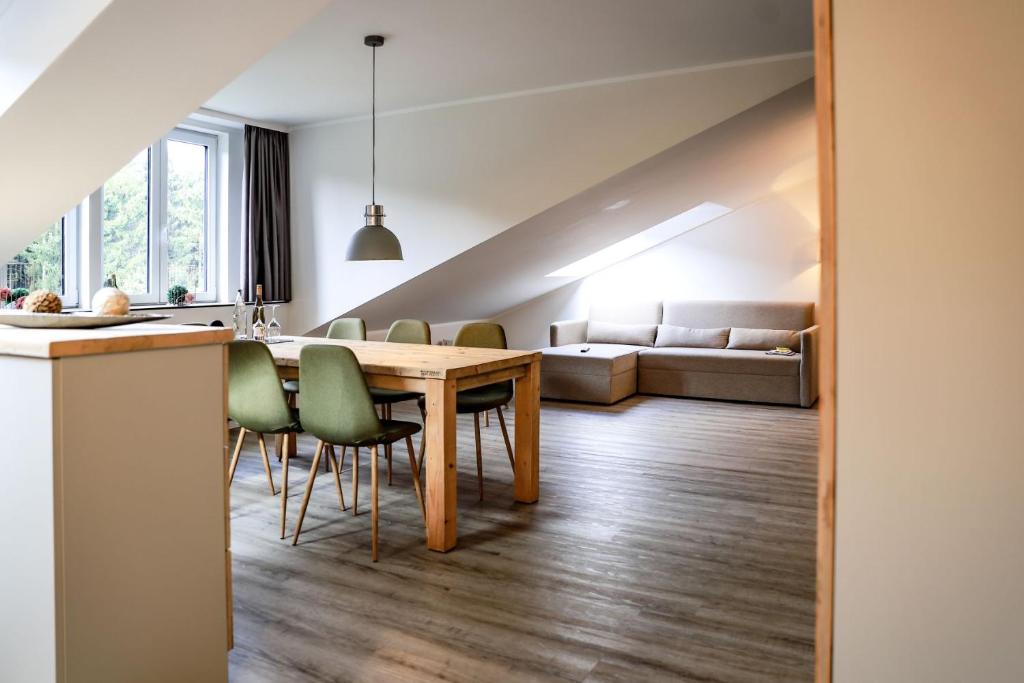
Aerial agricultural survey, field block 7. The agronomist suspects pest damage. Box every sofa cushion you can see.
[727,327,800,351]
[638,348,800,377]
[655,325,730,349]
[586,321,657,347]
[541,344,642,376]
[662,300,814,331]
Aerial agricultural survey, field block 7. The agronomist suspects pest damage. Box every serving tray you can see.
[0,311,172,329]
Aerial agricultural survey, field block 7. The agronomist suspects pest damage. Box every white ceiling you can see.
[206,0,812,127]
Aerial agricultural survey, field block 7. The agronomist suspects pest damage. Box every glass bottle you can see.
[254,284,265,325]
[231,289,245,339]
[252,284,266,341]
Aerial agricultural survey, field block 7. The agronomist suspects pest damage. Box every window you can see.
[101,128,218,303]
[3,212,79,306]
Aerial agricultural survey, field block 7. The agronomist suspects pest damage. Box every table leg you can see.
[424,377,457,551]
[514,359,541,503]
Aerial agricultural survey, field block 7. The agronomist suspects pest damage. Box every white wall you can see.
[288,54,814,334]
[495,177,819,349]
[832,1,1024,681]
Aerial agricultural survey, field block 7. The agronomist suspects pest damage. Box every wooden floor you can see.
[227,395,818,683]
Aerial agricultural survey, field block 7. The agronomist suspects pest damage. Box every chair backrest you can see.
[454,322,507,349]
[454,323,513,400]
[385,319,431,344]
[299,345,383,446]
[326,317,367,340]
[227,341,295,433]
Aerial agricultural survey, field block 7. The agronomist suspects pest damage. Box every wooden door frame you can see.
[813,0,837,681]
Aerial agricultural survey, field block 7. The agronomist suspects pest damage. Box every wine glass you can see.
[267,304,281,343]
[252,315,266,343]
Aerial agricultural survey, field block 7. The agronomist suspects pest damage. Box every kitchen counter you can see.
[0,323,234,682]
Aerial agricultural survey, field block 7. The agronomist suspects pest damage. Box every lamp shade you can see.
[346,204,403,260]
[346,225,404,261]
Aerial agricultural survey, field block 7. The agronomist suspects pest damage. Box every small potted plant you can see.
[167,285,190,306]
[9,287,29,309]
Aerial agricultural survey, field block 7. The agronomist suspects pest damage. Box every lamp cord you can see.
[371,44,376,205]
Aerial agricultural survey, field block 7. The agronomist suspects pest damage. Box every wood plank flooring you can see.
[227,395,818,682]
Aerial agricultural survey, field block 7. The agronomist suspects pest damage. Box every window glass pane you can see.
[167,139,208,293]
[102,149,151,294]
[4,219,64,295]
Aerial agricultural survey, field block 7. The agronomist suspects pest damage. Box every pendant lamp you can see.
[346,35,403,261]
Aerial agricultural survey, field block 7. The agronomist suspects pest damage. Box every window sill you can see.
[64,300,287,312]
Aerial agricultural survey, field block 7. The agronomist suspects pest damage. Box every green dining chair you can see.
[418,322,515,501]
[370,319,431,487]
[282,317,367,395]
[291,344,426,561]
[227,341,303,537]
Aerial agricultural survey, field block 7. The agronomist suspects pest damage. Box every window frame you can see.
[2,210,79,307]
[99,126,220,304]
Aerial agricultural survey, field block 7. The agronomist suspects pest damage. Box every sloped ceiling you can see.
[208,0,813,126]
[0,0,330,263]
[322,79,816,334]
[0,0,113,116]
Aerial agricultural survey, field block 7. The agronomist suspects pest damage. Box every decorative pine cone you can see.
[23,289,63,314]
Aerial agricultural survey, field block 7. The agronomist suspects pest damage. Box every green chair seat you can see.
[416,384,511,414]
[348,419,421,448]
[370,387,422,404]
[456,385,512,413]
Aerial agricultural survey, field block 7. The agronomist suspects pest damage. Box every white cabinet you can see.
[0,325,233,683]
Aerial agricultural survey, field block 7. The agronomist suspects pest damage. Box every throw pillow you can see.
[727,327,800,351]
[586,320,658,347]
[655,325,731,349]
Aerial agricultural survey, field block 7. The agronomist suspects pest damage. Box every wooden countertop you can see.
[0,324,234,359]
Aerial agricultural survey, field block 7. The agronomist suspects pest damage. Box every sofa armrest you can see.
[799,325,820,408]
[550,319,588,347]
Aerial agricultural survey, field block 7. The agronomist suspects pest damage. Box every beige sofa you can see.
[542,300,818,407]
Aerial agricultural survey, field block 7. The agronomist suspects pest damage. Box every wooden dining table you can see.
[267,336,542,552]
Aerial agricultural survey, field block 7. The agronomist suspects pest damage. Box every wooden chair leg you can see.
[279,435,290,539]
[291,440,324,545]
[496,406,515,470]
[256,433,277,496]
[406,436,426,527]
[385,404,393,486]
[338,445,347,475]
[473,412,484,501]
[371,444,380,562]
[327,444,346,511]
[229,428,246,485]
[352,447,360,516]
[275,433,284,462]
[484,409,490,427]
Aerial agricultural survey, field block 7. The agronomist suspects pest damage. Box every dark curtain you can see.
[242,125,291,301]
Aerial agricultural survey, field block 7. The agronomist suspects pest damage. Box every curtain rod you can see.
[195,107,291,133]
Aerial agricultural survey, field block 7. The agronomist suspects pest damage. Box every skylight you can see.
[546,201,731,278]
